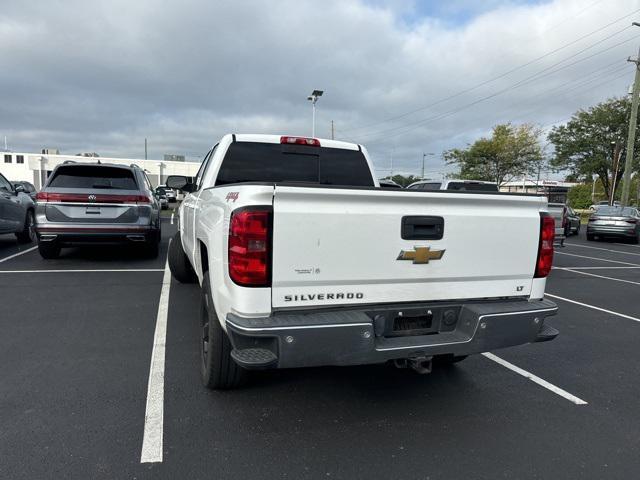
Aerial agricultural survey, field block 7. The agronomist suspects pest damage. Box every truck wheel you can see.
[38,241,60,259]
[200,274,247,390]
[16,210,35,243]
[168,231,197,283]
[434,354,468,365]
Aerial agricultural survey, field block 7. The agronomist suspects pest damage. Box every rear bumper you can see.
[36,226,158,246]
[587,224,637,238]
[225,299,558,369]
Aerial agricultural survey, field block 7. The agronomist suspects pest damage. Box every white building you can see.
[0,151,201,189]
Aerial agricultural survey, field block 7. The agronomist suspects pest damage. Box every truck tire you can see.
[15,210,35,243]
[200,274,248,390]
[168,231,197,283]
[38,241,60,259]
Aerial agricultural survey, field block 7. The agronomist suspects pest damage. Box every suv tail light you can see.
[228,207,272,287]
[535,213,555,278]
[35,192,150,204]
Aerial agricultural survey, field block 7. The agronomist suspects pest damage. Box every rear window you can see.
[446,182,498,192]
[48,166,138,190]
[215,142,374,187]
[597,207,637,216]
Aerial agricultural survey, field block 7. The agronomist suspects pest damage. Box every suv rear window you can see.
[48,166,138,190]
[215,142,374,187]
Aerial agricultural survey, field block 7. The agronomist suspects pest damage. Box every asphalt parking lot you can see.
[2,220,640,480]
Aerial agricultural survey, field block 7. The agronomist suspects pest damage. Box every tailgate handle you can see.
[401,216,444,240]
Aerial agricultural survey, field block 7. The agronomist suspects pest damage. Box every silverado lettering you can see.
[284,293,364,302]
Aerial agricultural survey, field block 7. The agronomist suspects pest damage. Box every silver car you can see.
[35,162,161,258]
[0,172,36,243]
[587,206,640,243]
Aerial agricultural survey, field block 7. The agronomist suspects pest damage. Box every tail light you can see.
[535,213,555,278]
[280,136,320,146]
[228,207,272,287]
[35,192,150,203]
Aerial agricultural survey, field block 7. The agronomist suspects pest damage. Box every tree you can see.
[382,174,421,187]
[444,123,544,185]
[567,184,595,209]
[548,97,640,200]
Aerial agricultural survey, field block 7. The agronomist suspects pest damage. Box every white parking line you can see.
[0,268,164,273]
[564,242,640,257]
[546,293,640,324]
[554,267,640,287]
[555,251,640,266]
[0,246,38,264]
[482,352,587,405]
[613,242,640,248]
[170,212,174,225]
[553,266,640,270]
[140,250,172,464]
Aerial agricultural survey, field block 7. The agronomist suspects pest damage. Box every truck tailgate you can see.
[271,187,545,308]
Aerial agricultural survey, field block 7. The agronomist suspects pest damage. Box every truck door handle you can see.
[401,216,444,240]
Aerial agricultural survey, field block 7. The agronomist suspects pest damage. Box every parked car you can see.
[407,179,499,192]
[0,172,36,243]
[164,134,558,390]
[12,181,37,201]
[589,200,620,211]
[34,162,161,258]
[587,206,640,243]
[548,203,567,246]
[565,206,581,236]
[156,192,169,210]
[378,179,403,189]
[157,185,177,203]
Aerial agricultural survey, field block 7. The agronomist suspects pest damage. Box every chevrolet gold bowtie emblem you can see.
[397,246,445,264]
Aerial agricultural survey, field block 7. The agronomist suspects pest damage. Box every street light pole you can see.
[621,26,640,206]
[307,90,323,138]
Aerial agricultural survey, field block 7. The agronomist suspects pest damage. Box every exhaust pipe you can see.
[39,234,58,242]
[126,234,146,242]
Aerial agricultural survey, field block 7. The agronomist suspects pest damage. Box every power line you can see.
[355,32,640,145]
[339,7,640,135]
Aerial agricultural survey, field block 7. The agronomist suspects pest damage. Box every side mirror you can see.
[14,184,25,194]
[166,175,196,193]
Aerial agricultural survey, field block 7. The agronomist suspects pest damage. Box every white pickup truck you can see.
[166,134,558,389]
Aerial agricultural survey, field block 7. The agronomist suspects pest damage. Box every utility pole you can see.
[611,141,621,205]
[421,153,426,180]
[331,120,335,140]
[622,30,640,206]
[145,138,148,160]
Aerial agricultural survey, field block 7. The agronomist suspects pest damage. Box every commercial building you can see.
[0,151,200,189]
[500,179,578,203]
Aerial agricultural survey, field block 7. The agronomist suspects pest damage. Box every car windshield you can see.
[596,207,637,216]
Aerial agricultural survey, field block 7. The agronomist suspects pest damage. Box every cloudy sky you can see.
[1,0,639,178]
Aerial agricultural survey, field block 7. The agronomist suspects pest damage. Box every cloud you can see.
[0,0,637,177]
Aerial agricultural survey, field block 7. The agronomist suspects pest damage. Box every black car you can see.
[565,206,581,236]
[587,206,640,243]
[378,179,403,189]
